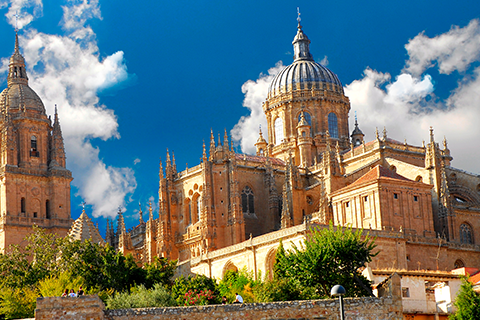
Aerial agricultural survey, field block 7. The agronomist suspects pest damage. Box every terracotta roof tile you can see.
[348,165,413,189]
[235,154,285,166]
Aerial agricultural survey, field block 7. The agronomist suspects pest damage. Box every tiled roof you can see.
[235,154,285,166]
[334,165,414,194]
[68,210,105,245]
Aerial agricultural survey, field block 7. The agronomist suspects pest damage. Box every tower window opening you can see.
[241,186,254,215]
[33,212,37,218]
[394,193,398,199]
[196,196,201,222]
[460,223,473,244]
[46,200,50,219]
[21,197,25,214]
[30,136,39,157]
[355,139,361,146]
[274,118,284,145]
[188,203,192,226]
[414,196,418,202]
[328,113,338,138]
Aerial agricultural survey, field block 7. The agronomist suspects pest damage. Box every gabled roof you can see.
[351,165,412,187]
[333,165,425,195]
[68,210,105,245]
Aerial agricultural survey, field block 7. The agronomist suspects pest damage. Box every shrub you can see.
[172,274,220,306]
[106,283,175,309]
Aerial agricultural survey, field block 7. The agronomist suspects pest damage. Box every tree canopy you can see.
[274,223,377,298]
[0,226,177,319]
[450,277,480,320]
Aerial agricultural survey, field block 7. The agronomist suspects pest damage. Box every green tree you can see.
[218,268,260,303]
[144,256,177,288]
[0,285,38,319]
[450,277,480,320]
[274,223,377,298]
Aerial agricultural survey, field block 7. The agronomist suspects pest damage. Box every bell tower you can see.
[0,33,73,250]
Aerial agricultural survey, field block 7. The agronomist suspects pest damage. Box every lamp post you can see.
[331,284,346,320]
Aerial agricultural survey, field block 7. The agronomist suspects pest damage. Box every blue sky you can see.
[0,0,479,235]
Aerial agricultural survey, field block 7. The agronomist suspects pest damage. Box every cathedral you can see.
[2,17,480,284]
[106,18,480,278]
[0,33,72,250]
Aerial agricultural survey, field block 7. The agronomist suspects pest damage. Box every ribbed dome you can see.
[0,32,47,115]
[267,23,343,99]
[0,84,46,114]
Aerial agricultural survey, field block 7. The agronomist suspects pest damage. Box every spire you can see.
[430,126,435,143]
[172,151,177,174]
[159,158,163,179]
[255,125,268,156]
[382,127,388,141]
[202,141,207,161]
[138,202,144,224]
[49,105,67,168]
[223,128,229,149]
[148,201,153,221]
[209,129,215,160]
[292,8,313,62]
[297,111,309,127]
[8,31,28,87]
[117,207,126,235]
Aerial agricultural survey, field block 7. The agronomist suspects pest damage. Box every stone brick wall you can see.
[35,274,402,320]
[35,295,105,320]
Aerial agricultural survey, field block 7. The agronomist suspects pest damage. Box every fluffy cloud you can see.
[2,0,137,217]
[231,62,284,153]
[404,19,480,76]
[0,0,42,30]
[346,20,480,174]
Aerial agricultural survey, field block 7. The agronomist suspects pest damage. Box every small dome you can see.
[0,84,46,114]
[267,23,343,99]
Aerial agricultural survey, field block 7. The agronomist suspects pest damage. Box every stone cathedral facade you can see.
[109,21,480,277]
[0,34,73,250]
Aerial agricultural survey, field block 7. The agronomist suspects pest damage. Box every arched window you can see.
[30,136,39,157]
[21,197,26,214]
[454,259,465,269]
[274,118,284,145]
[197,196,201,222]
[355,139,361,146]
[241,186,254,215]
[46,200,50,219]
[460,223,473,244]
[298,112,312,125]
[328,113,338,138]
[184,199,192,226]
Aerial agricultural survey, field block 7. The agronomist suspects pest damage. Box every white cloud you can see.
[1,0,137,217]
[133,158,141,165]
[0,0,43,30]
[231,62,284,154]
[319,55,328,66]
[346,20,480,174]
[404,19,480,76]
